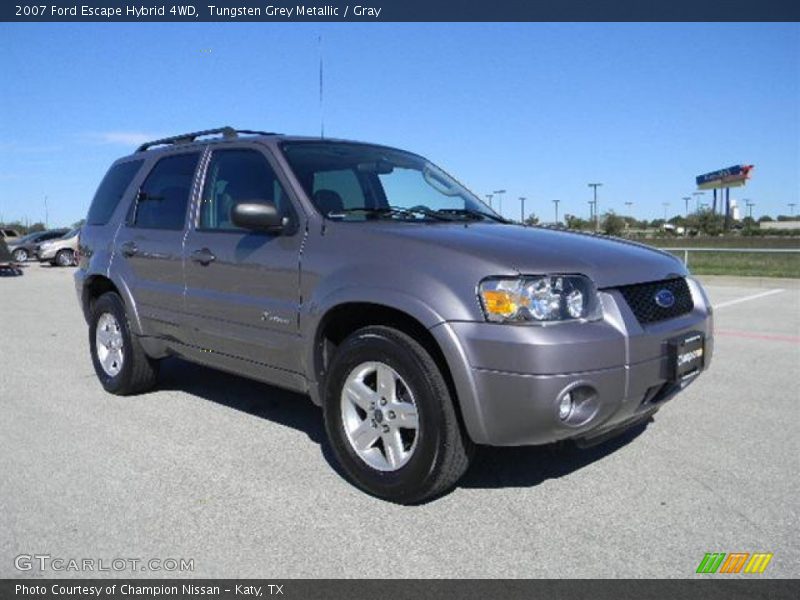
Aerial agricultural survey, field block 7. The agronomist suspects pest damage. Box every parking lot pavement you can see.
[1,265,798,578]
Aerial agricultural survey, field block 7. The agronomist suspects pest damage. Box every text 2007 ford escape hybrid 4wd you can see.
[75,127,713,503]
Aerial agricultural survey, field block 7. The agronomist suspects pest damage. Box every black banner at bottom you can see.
[2,579,799,600]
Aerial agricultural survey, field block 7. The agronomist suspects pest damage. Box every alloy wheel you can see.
[340,361,420,472]
[95,312,124,377]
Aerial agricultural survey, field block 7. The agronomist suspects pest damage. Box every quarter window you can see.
[87,160,143,226]
[132,153,200,230]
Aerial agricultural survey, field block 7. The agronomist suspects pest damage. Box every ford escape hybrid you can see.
[75,127,713,503]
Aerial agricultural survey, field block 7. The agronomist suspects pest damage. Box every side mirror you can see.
[231,201,285,232]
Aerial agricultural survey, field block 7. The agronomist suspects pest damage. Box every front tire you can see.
[324,326,472,504]
[89,292,159,395]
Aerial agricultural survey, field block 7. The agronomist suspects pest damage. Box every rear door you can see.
[183,144,305,374]
[114,150,202,342]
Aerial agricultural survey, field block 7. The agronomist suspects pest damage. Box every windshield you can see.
[281,142,500,222]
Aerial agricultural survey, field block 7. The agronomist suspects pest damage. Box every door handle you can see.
[120,241,138,257]
[191,248,216,265]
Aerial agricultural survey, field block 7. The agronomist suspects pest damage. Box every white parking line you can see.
[714,288,785,309]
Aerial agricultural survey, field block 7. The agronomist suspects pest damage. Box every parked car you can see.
[7,229,69,262]
[37,228,79,266]
[75,127,714,503]
[0,228,22,243]
[0,237,23,275]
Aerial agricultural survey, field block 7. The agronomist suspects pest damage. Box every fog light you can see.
[558,392,574,421]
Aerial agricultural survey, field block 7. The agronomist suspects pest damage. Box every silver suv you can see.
[75,127,713,503]
[36,227,80,266]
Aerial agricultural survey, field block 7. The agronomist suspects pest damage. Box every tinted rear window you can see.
[86,160,144,226]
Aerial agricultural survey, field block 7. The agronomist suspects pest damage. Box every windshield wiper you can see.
[435,208,511,223]
[327,206,455,221]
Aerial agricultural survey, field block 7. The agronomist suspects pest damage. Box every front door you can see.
[183,146,305,374]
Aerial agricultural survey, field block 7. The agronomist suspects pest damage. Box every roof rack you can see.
[135,127,278,152]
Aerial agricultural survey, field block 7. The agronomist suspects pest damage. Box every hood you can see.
[350,222,686,289]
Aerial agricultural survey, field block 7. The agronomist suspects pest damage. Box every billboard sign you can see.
[696,165,753,190]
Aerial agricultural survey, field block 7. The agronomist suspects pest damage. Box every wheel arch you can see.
[81,273,144,335]
[309,300,474,442]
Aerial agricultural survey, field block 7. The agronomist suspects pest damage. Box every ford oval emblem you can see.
[654,289,676,309]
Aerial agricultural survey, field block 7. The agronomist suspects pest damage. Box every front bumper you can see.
[431,277,714,446]
[36,246,57,261]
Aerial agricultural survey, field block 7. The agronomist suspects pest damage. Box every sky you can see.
[0,22,798,227]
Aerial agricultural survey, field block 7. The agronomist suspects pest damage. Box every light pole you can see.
[682,196,691,216]
[662,202,670,221]
[493,189,506,219]
[588,200,595,222]
[693,191,705,212]
[745,200,755,220]
[588,183,602,231]
[552,199,560,225]
[789,203,797,217]
[624,201,633,215]
[485,194,493,209]
[519,197,526,224]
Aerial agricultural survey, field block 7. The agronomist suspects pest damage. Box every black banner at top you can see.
[3,0,800,22]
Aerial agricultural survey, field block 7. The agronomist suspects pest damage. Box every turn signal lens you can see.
[481,290,517,317]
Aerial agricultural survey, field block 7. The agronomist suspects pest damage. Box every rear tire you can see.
[89,292,159,395]
[55,249,74,267]
[12,248,28,262]
[323,326,472,504]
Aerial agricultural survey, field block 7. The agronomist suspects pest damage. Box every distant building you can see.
[730,199,741,221]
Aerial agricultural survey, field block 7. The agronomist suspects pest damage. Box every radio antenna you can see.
[318,34,325,138]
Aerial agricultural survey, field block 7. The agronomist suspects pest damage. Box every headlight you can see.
[478,275,602,323]
[39,241,53,249]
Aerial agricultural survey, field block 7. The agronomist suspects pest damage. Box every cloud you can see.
[93,131,160,146]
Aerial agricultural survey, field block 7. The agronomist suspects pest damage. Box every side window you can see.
[132,153,200,230]
[86,160,143,226]
[199,149,289,231]
[312,169,365,213]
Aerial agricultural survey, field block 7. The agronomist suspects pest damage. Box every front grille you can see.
[616,277,693,324]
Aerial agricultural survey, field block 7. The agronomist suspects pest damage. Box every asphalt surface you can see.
[1,264,798,578]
